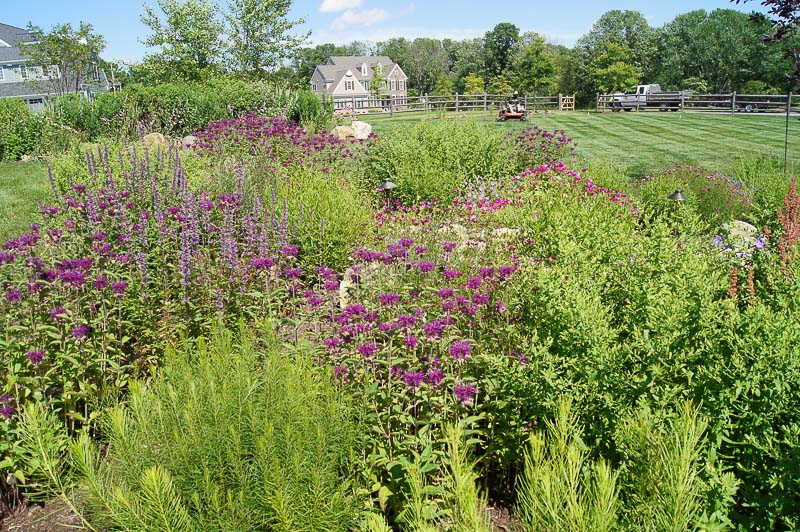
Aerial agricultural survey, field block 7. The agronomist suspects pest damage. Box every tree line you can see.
[21,2,800,107]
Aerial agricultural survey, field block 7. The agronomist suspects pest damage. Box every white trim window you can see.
[16,64,28,80]
[361,63,368,76]
[312,82,317,91]
[0,68,4,81]
[390,80,396,91]
[345,80,354,91]
[47,65,60,79]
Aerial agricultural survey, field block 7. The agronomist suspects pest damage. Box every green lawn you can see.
[368,111,800,176]
[0,162,50,241]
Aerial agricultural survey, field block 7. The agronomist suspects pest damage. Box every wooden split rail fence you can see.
[332,93,577,116]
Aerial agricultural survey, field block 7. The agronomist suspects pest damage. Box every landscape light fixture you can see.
[377,178,397,209]
[668,189,688,201]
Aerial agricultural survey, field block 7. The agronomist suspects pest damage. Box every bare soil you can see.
[1,501,84,532]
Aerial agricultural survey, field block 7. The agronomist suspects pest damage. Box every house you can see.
[0,22,110,111]
[310,55,408,111]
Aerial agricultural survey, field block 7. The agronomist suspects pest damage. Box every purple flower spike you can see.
[453,383,478,405]
[450,339,472,360]
[26,349,45,365]
[379,292,400,306]
[403,335,419,349]
[358,343,378,358]
[71,325,90,341]
[111,281,128,298]
[403,371,425,389]
[426,368,445,386]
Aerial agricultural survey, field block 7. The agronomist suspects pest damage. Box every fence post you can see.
[390,95,394,117]
[788,92,793,114]
[455,93,459,112]
[558,93,562,111]
[524,94,528,113]
[484,93,487,111]
[532,92,536,113]
[680,92,685,113]
[731,91,737,115]
[596,92,600,113]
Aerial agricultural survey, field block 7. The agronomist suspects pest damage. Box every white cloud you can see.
[319,0,364,13]
[330,5,415,31]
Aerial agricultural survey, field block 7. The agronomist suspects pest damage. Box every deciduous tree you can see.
[224,0,308,76]
[483,23,520,79]
[140,0,225,82]
[22,22,106,96]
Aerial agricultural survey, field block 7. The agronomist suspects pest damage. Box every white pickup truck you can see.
[610,84,689,112]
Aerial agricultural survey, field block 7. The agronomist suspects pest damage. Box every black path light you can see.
[377,178,397,209]
[668,189,688,201]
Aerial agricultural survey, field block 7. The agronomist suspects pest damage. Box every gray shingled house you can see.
[310,56,408,111]
[0,22,110,111]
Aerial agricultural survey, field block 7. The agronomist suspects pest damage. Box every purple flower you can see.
[403,370,425,389]
[453,383,478,405]
[324,337,342,351]
[450,339,472,361]
[251,257,275,269]
[418,260,435,273]
[324,280,339,291]
[442,241,457,253]
[283,267,302,278]
[413,245,428,255]
[442,268,460,279]
[5,289,22,304]
[712,236,724,246]
[333,365,349,382]
[498,265,516,278]
[403,335,419,349]
[26,349,45,365]
[358,343,378,358]
[94,276,109,291]
[58,270,87,288]
[49,306,67,322]
[438,287,455,299]
[396,314,418,328]
[479,266,495,279]
[754,237,766,251]
[422,319,445,338]
[426,368,445,386]
[111,281,128,298]
[281,244,299,257]
[472,292,489,305]
[90,231,106,241]
[398,238,414,247]
[71,325,90,341]
[466,276,482,290]
[0,394,16,420]
[379,321,399,332]
[379,292,400,306]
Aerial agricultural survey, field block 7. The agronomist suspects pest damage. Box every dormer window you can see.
[375,63,383,75]
[361,63,368,76]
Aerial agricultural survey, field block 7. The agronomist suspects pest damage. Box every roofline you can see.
[386,63,407,80]
[0,92,51,99]
[331,69,368,96]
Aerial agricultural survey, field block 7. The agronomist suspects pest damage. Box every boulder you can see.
[142,132,168,146]
[722,220,758,242]
[181,135,198,149]
[351,120,372,140]
[331,125,356,140]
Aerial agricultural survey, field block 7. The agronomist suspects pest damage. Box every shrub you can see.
[0,99,42,161]
[15,328,365,530]
[288,89,334,133]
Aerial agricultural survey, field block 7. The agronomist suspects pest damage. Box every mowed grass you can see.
[0,162,50,241]
[368,111,800,176]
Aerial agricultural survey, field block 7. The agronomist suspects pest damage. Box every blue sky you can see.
[3,0,765,63]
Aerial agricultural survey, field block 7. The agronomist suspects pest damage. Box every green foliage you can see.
[483,23,521,79]
[512,34,560,94]
[462,73,485,95]
[287,89,333,133]
[489,74,513,95]
[0,99,42,161]
[517,400,619,531]
[22,22,106,97]
[633,164,753,231]
[68,329,364,530]
[591,40,640,93]
[140,0,226,83]
[225,0,307,75]
[363,121,507,203]
[432,75,454,96]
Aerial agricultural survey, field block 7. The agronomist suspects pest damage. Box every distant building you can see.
[0,22,110,111]
[310,55,408,110]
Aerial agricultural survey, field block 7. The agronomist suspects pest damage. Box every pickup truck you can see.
[609,84,689,112]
